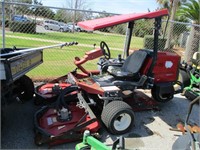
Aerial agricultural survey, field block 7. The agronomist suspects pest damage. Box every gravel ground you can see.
[1,93,199,149]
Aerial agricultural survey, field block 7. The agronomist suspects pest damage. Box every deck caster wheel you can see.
[101,101,134,135]
[34,132,43,146]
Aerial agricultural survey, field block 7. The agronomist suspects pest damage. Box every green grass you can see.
[5,31,144,79]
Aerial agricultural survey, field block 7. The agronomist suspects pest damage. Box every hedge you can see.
[9,21,36,34]
[143,35,167,50]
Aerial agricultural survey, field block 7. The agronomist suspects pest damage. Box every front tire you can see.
[60,28,64,32]
[101,101,134,135]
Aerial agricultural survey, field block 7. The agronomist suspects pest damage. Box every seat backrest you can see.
[121,50,147,74]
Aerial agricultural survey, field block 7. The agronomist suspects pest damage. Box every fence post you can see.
[1,0,5,48]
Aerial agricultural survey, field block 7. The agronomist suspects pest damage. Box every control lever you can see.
[118,54,122,62]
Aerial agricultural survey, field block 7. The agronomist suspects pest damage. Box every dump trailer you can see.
[1,48,43,104]
[1,42,77,104]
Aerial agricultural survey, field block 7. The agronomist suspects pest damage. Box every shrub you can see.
[9,21,36,34]
[143,35,167,50]
[5,20,9,27]
[133,20,154,37]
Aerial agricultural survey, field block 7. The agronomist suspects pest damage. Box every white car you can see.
[43,20,70,32]
[66,22,82,32]
[59,22,72,32]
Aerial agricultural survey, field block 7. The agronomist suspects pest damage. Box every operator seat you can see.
[107,50,148,80]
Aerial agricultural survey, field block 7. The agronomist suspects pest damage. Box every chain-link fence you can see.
[1,2,200,80]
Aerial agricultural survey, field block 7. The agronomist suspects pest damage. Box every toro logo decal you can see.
[165,61,173,68]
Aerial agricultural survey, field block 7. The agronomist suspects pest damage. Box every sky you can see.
[41,0,159,14]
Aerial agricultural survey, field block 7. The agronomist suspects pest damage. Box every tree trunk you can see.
[184,25,200,62]
[165,0,179,50]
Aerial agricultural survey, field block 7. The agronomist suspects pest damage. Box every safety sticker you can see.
[47,117,53,125]
[165,61,173,68]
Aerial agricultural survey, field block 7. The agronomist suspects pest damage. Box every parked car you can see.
[59,22,72,32]
[12,15,30,22]
[43,20,60,31]
[66,22,83,32]
[43,20,72,32]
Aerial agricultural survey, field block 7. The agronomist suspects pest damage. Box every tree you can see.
[156,0,186,11]
[14,0,32,14]
[133,19,154,37]
[37,7,55,19]
[156,0,172,10]
[156,0,189,50]
[177,0,200,62]
[54,9,73,23]
[67,0,89,32]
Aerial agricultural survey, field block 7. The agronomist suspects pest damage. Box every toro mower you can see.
[67,9,180,134]
[34,9,181,145]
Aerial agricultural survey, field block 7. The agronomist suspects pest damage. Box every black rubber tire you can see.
[151,85,173,102]
[179,69,190,87]
[14,75,34,102]
[77,28,81,32]
[44,26,49,30]
[34,132,43,146]
[101,101,134,135]
[60,28,64,32]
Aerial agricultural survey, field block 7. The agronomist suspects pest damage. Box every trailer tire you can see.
[179,69,190,87]
[14,75,34,102]
[101,101,134,135]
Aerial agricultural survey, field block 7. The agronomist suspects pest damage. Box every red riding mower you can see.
[67,9,180,134]
[34,9,181,146]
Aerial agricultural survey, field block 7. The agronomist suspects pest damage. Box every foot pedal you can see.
[122,90,133,96]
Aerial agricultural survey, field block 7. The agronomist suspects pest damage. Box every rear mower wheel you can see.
[179,69,190,87]
[101,101,134,135]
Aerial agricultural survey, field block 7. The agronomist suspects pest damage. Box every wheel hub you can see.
[114,113,131,131]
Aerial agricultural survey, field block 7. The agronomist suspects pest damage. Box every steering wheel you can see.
[100,41,111,59]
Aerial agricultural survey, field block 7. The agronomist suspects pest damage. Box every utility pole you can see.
[2,0,5,48]
[73,0,78,33]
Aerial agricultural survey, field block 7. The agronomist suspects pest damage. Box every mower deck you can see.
[34,87,100,146]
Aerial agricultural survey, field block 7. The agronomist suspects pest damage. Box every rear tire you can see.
[179,69,190,87]
[44,26,49,30]
[151,84,174,102]
[101,101,134,135]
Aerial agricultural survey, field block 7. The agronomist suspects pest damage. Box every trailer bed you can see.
[0,49,43,84]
